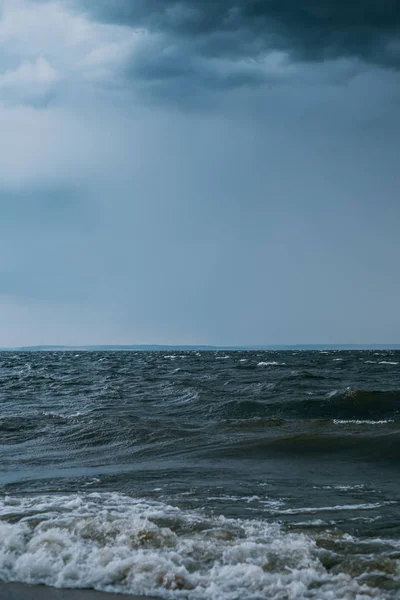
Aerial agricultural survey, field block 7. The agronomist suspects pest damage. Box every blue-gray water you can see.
[0,351,399,599]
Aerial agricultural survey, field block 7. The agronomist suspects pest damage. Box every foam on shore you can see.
[0,492,399,599]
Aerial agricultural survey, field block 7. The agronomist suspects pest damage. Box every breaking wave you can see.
[0,493,399,600]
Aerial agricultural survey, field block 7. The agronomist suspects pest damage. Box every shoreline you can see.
[0,583,159,600]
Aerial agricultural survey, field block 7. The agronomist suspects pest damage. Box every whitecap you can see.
[276,502,389,515]
[257,361,285,367]
[333,419,394,425]
[333,485,365,491]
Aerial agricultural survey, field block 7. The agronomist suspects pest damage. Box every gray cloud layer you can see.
[79,0,400,82]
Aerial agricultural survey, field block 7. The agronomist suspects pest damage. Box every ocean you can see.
[0,350,399,599]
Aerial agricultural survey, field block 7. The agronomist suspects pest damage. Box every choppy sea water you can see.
[0,350,399,599]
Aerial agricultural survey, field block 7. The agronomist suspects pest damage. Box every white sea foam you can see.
[0,492,390,600]
[205,495,284,510]
[378,361,399,365]
[294,520,329,527]
[333,419,394,425]
[333,485,366,491]
[316,485,365,491]
[276,502,388,515]
[82,478,101,487]
[41,411,88,419]
[257,362,285,367]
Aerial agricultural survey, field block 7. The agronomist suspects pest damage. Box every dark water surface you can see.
[0,351,399,598]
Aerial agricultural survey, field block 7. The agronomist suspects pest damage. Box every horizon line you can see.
[1,343,400,352]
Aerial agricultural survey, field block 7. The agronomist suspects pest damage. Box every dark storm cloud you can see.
[78,0,400,81]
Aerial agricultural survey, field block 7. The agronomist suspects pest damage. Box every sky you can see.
[0,0,399,346]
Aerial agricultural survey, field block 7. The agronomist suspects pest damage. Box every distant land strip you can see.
[1,345,400,352]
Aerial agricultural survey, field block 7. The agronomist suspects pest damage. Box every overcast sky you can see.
[0,0,399,346]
